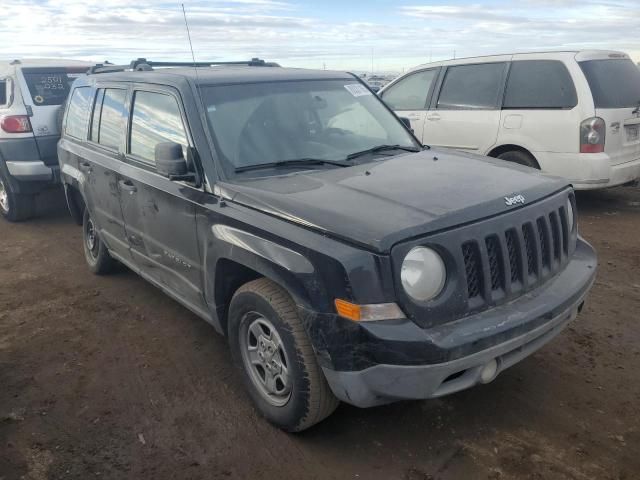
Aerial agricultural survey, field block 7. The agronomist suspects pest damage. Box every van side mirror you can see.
[399,117,414,133]
[155,142,188,178]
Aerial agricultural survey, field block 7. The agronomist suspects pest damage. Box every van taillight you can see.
[0,115,32,133]
[580,117,605,153]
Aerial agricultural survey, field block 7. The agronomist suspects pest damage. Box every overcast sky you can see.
[2,0,639,72]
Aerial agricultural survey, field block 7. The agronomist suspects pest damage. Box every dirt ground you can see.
[1,185,639,480]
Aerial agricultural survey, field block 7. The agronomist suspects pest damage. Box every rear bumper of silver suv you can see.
[6,160,58,182]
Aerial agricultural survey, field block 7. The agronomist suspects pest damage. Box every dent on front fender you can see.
[211,224,315,275]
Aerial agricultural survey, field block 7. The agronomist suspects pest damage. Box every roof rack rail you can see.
[88,58,279,74]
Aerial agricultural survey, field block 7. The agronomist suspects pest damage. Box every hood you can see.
[220,149,569,252]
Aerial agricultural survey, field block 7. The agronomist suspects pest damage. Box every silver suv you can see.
[0,59,92,221]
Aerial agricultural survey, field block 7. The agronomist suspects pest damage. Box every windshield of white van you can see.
[201,79,420,176]
[579,59,640,109]
[21,68,85,106]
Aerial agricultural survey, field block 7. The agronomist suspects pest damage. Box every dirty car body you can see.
[58,61,597,429]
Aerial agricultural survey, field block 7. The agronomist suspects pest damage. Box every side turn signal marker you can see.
[334,299,361,321]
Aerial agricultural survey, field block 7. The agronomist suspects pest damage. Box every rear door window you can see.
[579,59,640,108]
[437,63,507,110]
[504,60,577,109]
[129,91,187,164]
[21,68,84,106]
[94,88,127,150]
[64,87,93,139]
[381,69,439,110]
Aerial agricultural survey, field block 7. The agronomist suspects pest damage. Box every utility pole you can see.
[453,49,456,59]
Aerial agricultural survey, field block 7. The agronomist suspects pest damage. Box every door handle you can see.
[118,179,137,194]
[426,113,441,121]
[78,161,93,173]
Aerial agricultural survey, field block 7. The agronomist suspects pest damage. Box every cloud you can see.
[0,0,638,71]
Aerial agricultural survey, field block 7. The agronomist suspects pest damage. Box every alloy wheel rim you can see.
[240,313,292,407]
[0,178,9,214]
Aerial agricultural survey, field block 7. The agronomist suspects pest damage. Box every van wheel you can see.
[83,209,116,274]
[228,278,339,432]
[0,174,35,222]
[497,150,540,169]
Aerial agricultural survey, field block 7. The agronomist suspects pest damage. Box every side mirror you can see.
[399,117,414,133]
[155,142,187,178]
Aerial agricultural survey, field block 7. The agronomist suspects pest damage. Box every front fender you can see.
[201,221,345,334]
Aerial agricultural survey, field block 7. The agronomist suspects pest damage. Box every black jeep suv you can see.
[58,59,597,431]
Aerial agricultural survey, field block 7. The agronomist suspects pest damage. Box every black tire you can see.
[0,172,35,222]
[497,150,540,169]
[82,209,116,274]
[228,278,339,432]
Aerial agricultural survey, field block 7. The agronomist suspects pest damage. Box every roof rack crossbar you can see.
[88,58,279,74]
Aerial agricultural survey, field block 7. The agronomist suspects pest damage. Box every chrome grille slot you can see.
[537,217,550,270]
[485,235,503,292]
[505,229,521,284]
[462,241,482,299]
[549,211,561,262]
[522,223,537,277]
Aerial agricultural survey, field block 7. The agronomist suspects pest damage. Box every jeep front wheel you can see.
[228,278,339,432]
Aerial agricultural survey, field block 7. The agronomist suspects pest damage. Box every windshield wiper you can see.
[235,158,349,173]
[345,144,422,161]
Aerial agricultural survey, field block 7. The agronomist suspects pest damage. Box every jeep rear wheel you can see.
[82,209,116,274]
[228,278,339,432]
[0,173,35,222]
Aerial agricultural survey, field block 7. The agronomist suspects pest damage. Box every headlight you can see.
[400,247,446,302]
[566,198,575,231]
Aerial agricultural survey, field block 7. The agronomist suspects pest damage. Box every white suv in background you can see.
[0,59,92,221]
[379,50,640,190]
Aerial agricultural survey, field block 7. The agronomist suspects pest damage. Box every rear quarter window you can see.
[64,87,93,139]
[504,60,577,109]
[579,59,640,108]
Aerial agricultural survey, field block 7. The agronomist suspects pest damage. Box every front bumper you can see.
[6,160,59,182]
[307,239,596,408]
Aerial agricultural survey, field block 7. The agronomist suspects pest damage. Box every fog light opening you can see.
[479,359,499,384]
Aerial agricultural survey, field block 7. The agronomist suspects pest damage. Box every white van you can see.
[379,50,640,190]
[0,59,92,221]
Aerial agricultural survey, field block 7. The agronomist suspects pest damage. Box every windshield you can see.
[21,68,86,106]
[202,79,419,176]
[579,59,640,109]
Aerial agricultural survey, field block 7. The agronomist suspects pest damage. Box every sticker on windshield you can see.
[344,84,372,97]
